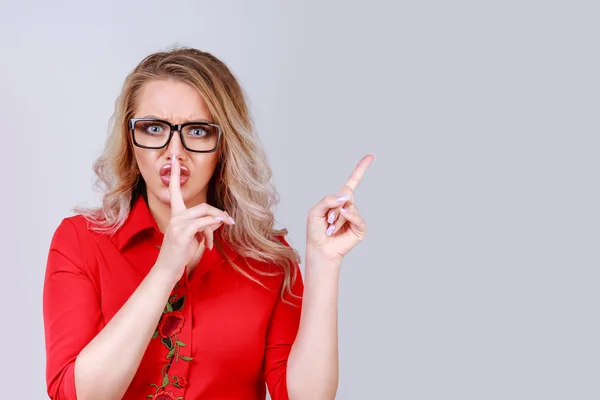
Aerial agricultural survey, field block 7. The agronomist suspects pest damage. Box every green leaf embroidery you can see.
[147,286,191,394]
[167,348,175,359]
[146,395,153,398]
[177,397,184,400]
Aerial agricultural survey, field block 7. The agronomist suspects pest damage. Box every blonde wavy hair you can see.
[76,47,301,301]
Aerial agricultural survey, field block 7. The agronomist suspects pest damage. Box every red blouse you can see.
[43,196,303,400]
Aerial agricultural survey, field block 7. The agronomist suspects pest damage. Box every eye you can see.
[188,127,208,137]
[145,124,165,135]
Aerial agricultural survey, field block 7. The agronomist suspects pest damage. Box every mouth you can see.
[159,164,191,187]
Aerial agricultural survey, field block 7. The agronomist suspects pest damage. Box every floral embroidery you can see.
[148,390,180,400]
[172,376,188,388]
[158,311,184,338]
[147,291,193,399]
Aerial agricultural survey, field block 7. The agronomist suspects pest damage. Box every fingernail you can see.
[327,210,336,224]
[340,207,348,214]
[336,194,350,202]
[326,224,335,236]
[228,216,236,225]
[214,216,225,221]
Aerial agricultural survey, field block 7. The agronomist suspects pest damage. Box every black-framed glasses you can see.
[130,118,222,153]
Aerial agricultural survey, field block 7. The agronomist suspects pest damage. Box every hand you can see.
[154,156,235,280]
[306,154,374,264]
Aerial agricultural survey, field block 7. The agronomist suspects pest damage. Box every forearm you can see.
[287,250,340,400]
[74,265,178,400]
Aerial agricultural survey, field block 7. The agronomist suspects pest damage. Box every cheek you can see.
[134,149,154,170]
[133,149,160,180]
[193,154,219,180]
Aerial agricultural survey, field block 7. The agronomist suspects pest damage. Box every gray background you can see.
[1,0,598,399]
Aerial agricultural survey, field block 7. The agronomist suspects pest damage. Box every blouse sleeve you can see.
[263,237,304,400]
[43,218,103,400]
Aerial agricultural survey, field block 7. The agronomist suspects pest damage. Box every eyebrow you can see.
[140,115,212,123]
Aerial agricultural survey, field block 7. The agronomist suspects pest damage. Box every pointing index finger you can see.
[169,156,186,213]
[342,154,374,192]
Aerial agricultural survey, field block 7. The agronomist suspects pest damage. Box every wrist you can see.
[150,262,182,287]
[304,247,342,294]
[305,246,342,270]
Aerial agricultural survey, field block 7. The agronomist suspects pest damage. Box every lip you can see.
[159,164,190,187]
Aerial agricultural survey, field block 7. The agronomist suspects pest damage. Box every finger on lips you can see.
[169,156,235,226]
[169,156,186,212]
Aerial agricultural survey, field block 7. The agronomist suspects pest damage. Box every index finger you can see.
[169,156,186,213]
[342,154,374,192]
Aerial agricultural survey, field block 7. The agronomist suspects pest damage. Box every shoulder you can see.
[262,233,303,288]
[273,234,291,247]
[229,233,299,273]
[48,214,108,272]
[50,214,100,244]
[50,215,83,244]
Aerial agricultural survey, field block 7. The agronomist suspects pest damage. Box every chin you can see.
[147,186,178,206]
[164,186,198,206]
[147,180,204,207]
[149,188,171,205]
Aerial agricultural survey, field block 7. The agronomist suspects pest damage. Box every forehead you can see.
[134,79,212,122]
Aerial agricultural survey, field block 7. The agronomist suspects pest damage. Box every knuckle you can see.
[324,195,337,205]
[191,203,208,215]
[309,206,320,218]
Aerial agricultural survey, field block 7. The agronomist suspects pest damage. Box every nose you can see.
[166,130,186,160]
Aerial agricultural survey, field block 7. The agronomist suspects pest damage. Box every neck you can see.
[147,196,171,233]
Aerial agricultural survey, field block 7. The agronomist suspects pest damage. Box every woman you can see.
[43,47,373,400]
